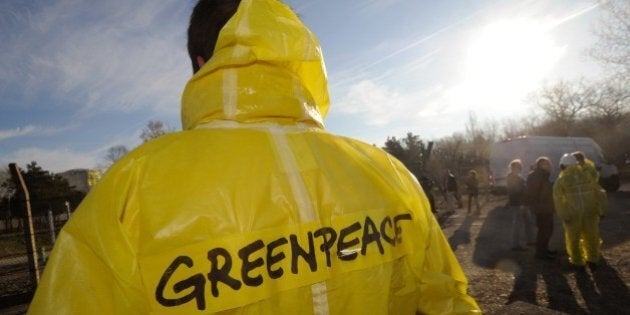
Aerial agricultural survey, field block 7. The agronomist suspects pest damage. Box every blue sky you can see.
[0,0,605,172]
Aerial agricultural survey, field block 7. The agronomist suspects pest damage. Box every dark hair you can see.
[187,0,241,73]
[535,156,550,168]
[509,159,522,171]
[571,151,585,163]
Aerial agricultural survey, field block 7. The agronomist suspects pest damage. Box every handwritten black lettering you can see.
[337,222,361,261]
[156,256,206,310]
[393,213,412,244]
[239,240,265,287]
[361,216,384,255]
[290,232,317,273]
[314,227,337,267]
[266,237,288,279]
[154,211,415,310]
[207,248,242,297]
[380,216,395,246]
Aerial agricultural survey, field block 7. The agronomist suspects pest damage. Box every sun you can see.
[461,19,565,110]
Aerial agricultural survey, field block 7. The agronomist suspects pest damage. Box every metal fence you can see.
[0,163,82,312]
[0,209,70,309]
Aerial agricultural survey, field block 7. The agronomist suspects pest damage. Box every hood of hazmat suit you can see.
[580,158,599,184]
[28,1,479,314]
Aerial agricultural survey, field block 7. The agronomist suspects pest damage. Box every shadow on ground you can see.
[448,214,475,251]
[469,198,630,314]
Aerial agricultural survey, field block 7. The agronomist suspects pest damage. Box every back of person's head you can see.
[509,159,522,172]
[469,170,477,176]
[535,156,551,170]
[559,153,577,170]
[571,151,586,164]
[188,0,242,73]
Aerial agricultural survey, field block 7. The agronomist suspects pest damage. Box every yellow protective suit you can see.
[28,1,479,314]
[553,165,602,266]
[580,158,599,185]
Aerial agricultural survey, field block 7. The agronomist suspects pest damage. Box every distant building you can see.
[58,169,102,193]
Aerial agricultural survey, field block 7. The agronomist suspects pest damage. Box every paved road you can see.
[439,189,630,314]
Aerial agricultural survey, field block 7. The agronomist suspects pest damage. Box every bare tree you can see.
[498,114,540,139]
[587,77,630,126]
[534,81,595,136]
[500,118,522,140]
[590,0,630,79]
[105,145,129,165]
[482,119,499,144]
[431,133,466,174]
[527,76,628,164]
[140,120,172,143]
[464,113,483,143]
[464,112,497,166]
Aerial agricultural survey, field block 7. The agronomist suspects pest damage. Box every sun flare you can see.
[462,19,565,110]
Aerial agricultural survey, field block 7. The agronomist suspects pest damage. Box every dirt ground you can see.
[439,189,630,314]
[2,188,628,314]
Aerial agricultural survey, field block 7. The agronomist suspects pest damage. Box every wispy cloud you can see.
[398,50,441,75]
[336,80,445,126]
[0,0,190,117]
[0,124,75,141]
[0,125,37,141]
[336,80,401,126]
[547,2,600,30]
[328,7,481,92]
[356,0,405,15]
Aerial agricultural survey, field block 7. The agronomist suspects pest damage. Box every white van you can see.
[489,136,620,192]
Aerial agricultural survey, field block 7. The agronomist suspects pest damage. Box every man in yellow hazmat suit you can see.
[28,0,480,314]
[553,154,603,271]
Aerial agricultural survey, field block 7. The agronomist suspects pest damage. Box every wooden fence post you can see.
[65,201,71,220]
[47,208,56,243]
[8,163,40,285]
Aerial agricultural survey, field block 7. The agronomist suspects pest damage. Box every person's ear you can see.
[196,56,206,69]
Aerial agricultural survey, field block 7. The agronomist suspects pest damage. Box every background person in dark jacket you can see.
[443,169,459,213]
[507,159,535,251]
[420,175,437,214]
[525,157,556,260]
[464,170,480,214]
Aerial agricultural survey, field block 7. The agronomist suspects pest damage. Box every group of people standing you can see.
[507,151,607,271]
[441,169,482,215]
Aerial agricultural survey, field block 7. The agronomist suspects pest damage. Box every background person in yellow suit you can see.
[553,154,603,272]
[28,0,480,314]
